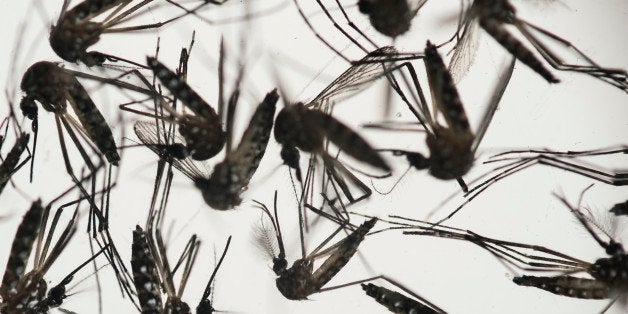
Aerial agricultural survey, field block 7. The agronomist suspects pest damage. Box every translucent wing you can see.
[134,121,209,180]
[308,47,398,108]
[449,18,480,84]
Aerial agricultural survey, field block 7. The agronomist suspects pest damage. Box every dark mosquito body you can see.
[388,190,628,305]
[369,41,514,193]
[49,0,212,67]
[362,283,440,314]
[0,187,111,313]
[0,109,31,196]
[448,0,627,90]
[135,88,279,210]
[255,193,377,300]
[274,47,416,205]
[20,61,122,166]
[146,57,226,161]
[358,0,427,37]
[130,158,233,313]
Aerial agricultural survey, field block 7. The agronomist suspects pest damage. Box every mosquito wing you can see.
[449,18,481,84]
[308,46,398,108]
[134,121,209,180]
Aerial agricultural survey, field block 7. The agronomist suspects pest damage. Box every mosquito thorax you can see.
[591,254,628,287]
[275,259,313,300]
[425,131,474,180]
[178,115,226,161]
[475,0,516,23]
[195,173,240,211]
[357,0,412,37]
[274,104,323,152]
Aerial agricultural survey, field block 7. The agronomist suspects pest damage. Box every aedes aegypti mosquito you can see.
[130,160,233,313]
[0,178,113,313]
[0,102,31,197]
[366,41,514,193]
[49,0,214,67]
[386,188,628,311]
[253,191,379,300]
[445,0,627,91]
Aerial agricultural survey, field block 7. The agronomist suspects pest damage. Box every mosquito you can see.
[445,0,627,91]
[0,181,112,313]
[387,188,628,311]
[130,160,233,313]
[366,41,514,194]
[274,45,428,207]
[49,0,215,67]
[134,86,279,210]
[0,102,31,197]
[253,191,378,300]
[132,37,278,210]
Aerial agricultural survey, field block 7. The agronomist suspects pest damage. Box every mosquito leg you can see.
[313,0,374,53]
[291,0,352,62]
[54,116,106,226]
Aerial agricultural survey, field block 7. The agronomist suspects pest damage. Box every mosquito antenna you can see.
[200,235,232,301]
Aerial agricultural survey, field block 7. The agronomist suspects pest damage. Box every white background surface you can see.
[0,0,627,313]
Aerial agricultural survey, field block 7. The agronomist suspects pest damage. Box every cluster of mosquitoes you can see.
[0,0,626,313]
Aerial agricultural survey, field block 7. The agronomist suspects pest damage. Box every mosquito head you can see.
[606,240,624,256]
[20,95,38,121]
[168,143,190,160]
[196,299,215,314]
[272,256,288,275]
[405,151,429,170]
[45,279,69,307]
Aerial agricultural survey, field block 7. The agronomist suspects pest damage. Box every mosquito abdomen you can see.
[310,218,377,290]
[479,19,559,83]
[131,226,163,313]
[362,283,438,314]
[49,0,119,65]
[67,78,120,165]
[513,275,610,299]
[147,57,220,122]
[0,200,44,301]
[424,42,470,133]
[313,111,390,172]
[0,133,30,194]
